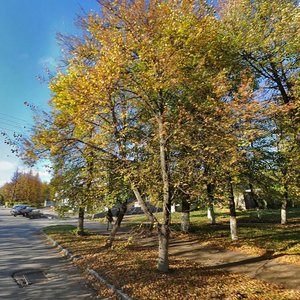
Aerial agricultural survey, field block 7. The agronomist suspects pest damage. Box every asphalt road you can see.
[0,206,100,300]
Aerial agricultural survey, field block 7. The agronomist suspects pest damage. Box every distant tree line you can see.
[0,169,51,208]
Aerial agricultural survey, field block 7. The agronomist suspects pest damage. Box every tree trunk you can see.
[281,184,288,225]
[181,195,190,233]
[157,222,169,272]
[228,179,238,241]
[207,205,216,225]
[106,202,127,248]
[249,183,261,220]
[132,186,157,228]
[157,115,171,272]
[270,62,291,104]
[77,207,85,236]
[207,183,216,225]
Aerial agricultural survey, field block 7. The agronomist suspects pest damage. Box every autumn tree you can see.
[0,169,47,207]
[21,0,267,271]
[100,0,264,247]
[51,153,100,235]
[31,0,242,271]
[23,103,113,235]
[220,0,300,223]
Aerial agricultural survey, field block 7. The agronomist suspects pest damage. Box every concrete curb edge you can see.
[42,231,133,300]
[87,269,133,300]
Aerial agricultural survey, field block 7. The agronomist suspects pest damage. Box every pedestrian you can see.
[116,208,120,219]
[106,209,113,231]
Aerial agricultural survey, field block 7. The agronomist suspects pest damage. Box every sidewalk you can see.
[122,233,300,291]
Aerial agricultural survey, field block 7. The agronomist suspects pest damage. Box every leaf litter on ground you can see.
[46,227,300,300]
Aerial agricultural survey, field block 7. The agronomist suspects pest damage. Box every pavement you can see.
[131,233,300,291]
[0,206,98,299]
[170,238,300,290]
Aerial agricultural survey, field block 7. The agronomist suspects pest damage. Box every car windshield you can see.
[12,205,26,209]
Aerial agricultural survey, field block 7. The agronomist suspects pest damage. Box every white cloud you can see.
[0,161,17,187]
[0,161,16,171]
[20,166,51,183]
[0,161,51,187]
[0,179,7,187]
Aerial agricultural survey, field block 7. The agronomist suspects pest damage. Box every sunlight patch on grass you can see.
[43,225,77,235]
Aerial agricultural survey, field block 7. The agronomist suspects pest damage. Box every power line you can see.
[0,117,33,135]
[0,117,29,128]
[0,112,31,124]
[0,126,17,133]
[0,121,27,130]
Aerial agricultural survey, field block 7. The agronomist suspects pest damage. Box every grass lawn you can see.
[125,208,300,261]
[43,214,300,300]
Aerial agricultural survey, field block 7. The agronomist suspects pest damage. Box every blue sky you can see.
[0,0,99,186]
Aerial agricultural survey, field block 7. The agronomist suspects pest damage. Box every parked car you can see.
[10,204,27,216]
[21,206,34,217]
[26,209,42,219]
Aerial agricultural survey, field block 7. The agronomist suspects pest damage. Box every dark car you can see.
[26,209,42,219]
[20,206,34,217]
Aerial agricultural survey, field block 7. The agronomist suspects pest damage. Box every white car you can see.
[10,204,28,216]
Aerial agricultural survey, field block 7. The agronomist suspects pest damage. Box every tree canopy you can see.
[13,0,300,272]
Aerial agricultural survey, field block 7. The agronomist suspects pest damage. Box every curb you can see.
[44,234,80,261]
[87,269,133,300]
[42,232,133,300]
